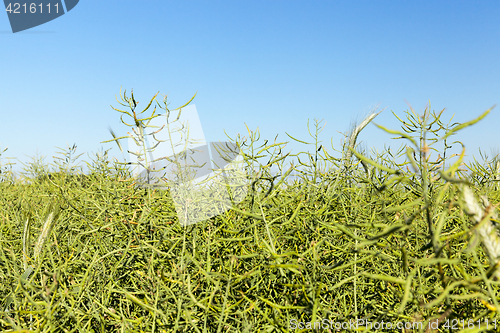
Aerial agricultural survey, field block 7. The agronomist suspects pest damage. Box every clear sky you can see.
[1,1,499,177]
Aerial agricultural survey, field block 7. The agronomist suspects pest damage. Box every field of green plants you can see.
[1,91,500,332]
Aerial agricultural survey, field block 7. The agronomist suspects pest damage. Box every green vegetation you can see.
[1,91,500,332]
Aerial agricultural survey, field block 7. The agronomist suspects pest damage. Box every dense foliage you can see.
[1,94,500,332]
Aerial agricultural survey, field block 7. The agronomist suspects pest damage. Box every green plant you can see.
[0,145,16,184]
[102,88,197,204]
[346,102,499,325]
[466,148,500,192]
[3,201,61,316]
[2,99,500,332]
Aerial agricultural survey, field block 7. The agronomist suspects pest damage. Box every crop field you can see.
[1,92,500,332]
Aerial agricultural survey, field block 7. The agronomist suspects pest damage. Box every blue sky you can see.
[1,0,499,177]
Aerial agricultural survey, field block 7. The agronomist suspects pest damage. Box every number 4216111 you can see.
[443,319,497,330]
[5,3,59,14]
